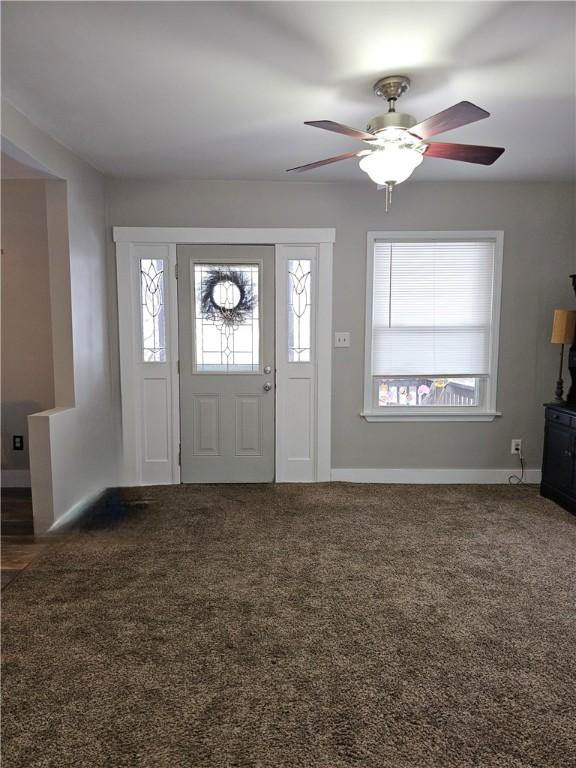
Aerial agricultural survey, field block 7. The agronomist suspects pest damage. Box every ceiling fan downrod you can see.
[373,75,411,113]
[366,75,417,134]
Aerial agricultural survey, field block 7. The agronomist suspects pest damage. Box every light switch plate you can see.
[335,332,350,347]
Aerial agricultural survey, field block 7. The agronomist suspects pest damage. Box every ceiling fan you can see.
[287,75,505,209]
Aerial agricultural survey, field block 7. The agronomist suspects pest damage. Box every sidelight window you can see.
[140,258,167,362]
[288,259,312,362]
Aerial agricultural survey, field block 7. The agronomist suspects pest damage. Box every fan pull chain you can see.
[384,182,394,212]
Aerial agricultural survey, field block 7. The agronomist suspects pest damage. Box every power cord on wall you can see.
[508,449,525,485]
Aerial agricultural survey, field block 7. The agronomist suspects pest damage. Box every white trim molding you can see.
[331,468,542,484]
[361,410,501,422]
[113,227,336,245]
[315,243,333,481]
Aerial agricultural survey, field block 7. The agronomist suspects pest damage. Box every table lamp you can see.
[551,309,576,401]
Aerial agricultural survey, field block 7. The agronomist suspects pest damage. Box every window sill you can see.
[361,409,501,423]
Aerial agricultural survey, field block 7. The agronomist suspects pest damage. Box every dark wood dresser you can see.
[541,402,576,515]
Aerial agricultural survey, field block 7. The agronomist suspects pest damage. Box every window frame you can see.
[362,230,504,422]
[191,260,263,375]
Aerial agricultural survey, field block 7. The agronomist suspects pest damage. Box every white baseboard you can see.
[2,469,31,487]
[331,468,542,484]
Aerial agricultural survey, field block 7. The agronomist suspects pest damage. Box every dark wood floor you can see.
[1,488,46,589]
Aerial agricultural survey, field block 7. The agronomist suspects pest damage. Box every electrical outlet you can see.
[12,435,24,451]
[511,439,522,455]
[334,332,350,348]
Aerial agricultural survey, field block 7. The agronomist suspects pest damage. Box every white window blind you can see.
[371,239,495,377]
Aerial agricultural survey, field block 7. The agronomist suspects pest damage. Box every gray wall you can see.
[1,179,54,471]
[107,178,575,471]
[2,101,120,524]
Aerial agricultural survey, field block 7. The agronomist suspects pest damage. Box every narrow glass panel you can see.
[194,263,259,373]
[288,259,311,362]
[376,377,480,407]
[140,258,166,362]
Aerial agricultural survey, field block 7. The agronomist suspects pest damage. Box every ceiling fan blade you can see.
[424,142,505,165]
[409,101,490,140]
[286,151,359,173]
[304,120,375,141]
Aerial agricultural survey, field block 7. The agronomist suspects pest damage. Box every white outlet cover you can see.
[335,332,350,348]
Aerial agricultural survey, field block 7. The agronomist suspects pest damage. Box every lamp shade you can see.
[551,309,576,344]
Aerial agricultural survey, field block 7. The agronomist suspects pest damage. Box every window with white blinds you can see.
[364,231,503,419]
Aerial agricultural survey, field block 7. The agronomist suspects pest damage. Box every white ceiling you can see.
[2,1,575,182]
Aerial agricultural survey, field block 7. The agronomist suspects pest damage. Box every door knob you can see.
[263,382,272,392]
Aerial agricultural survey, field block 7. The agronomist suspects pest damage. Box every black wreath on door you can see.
[200,268,256,326]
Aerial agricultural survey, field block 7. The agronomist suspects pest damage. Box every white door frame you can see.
[113,227,334,485]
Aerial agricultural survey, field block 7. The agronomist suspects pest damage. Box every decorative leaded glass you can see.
[288,259,312,362]
[194,264,259,372]
[140,258,166,362]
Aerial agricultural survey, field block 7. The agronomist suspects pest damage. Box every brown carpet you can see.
[2,483,576,768]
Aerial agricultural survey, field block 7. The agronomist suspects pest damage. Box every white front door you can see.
[177,245,275,483]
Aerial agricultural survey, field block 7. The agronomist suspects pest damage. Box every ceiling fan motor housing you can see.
[366,112,417,135]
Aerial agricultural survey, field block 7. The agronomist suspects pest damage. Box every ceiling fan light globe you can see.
[358,147,424,186]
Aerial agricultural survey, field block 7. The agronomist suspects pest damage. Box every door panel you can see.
[235,396,263,456]
[286,378,312,459]
[177,245,275,483]
[142,378,170,461]
[192,395,221,455]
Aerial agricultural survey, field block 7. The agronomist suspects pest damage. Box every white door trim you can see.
[316,243,334,482]
[113,227,335,245]
[114,227,334,485]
